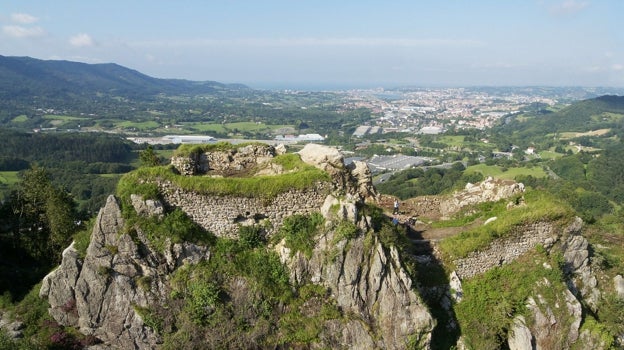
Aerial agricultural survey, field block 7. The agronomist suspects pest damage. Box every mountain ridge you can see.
[0,55,250,100]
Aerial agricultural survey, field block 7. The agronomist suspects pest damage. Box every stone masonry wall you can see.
[409,196,442,218]
[451,221,557,279]
[158,181,332,238]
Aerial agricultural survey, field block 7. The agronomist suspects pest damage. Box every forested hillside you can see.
[0,55,249,100]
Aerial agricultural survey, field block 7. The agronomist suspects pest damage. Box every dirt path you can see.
[378,194,481,241]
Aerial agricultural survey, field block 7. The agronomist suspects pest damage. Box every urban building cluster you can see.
[344,88,557,137]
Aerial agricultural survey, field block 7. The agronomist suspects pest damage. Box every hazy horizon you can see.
[2,1,623,88]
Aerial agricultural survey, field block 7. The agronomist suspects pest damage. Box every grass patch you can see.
[11,115,28,122]
[456,250,569,350]
[0,171,20,185]
[126,207,215,252]
[117,120,160,131]
[172,141,266,157]
[539,150,564,160]
[430,200,506,229]
[438,190,573,259]
[43,115,88,121]
[465,163,548,180]
[437,135,465,147]
[273,213,325,259]
[184,121,291,134]
[117,154,330,200]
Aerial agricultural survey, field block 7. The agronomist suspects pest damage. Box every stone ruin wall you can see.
[158,181,332,238]
[449,221,557,279]
[409,196,442,218]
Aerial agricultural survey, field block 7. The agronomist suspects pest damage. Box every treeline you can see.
[0,130,134,165]
[490,95,624,153]
[376,162,484,200]
[0,168,80,300]
[0,129,138,213]
[519,146,624,222]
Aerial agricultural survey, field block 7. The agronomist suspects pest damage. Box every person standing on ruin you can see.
[393,199,399,215]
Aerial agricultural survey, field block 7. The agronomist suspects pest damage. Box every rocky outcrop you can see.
[39,144,417,349]
[439,177,524,218]
[299,143,378,201]
[508,316,532,350]
[0,312,24,340]
[523,286,582,350]
[615,275,624,299]
[276,228,435,349]
[40,195,209,349]
[561,217,601,310]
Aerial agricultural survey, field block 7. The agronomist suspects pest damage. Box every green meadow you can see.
[465,163,548,180]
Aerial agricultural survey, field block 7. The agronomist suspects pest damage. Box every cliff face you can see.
[40,195,210,349]
[276,226,435,349]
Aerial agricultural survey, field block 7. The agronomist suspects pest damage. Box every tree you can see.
[7,167,77,264]
[139,144,161,167]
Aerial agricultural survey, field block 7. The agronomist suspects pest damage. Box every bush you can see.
[333,220,359,243]
[124,207,215,252]
[238,225,265,249]
[455,251,566,350]
[276,213,325,258]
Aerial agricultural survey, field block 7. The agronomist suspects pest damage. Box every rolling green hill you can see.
[491,95,624,152]
[0,55,249,101]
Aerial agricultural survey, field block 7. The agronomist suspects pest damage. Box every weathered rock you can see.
[298,143,344,172]
[525,286,582,350]
[349,160,378,200]
[449,271,463,303]
[274,143,287,155]
[170,143,277,176]
[563,235,589,272]
[439,177,525,218]
[614,275,624,299]
[40,195,210,349]
[508,316,533,350]
[0,312,24,339]
[130,194,164,218]
[561,217,601,310]
[278,228,435,349]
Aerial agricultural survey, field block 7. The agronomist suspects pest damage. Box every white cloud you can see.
[2,25,44,38]
[10,13,39,24]
[549,0,589,15]
[69,33,95,47]
[612,64,623,71]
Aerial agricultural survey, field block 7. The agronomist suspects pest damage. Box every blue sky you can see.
[1,1,623,89]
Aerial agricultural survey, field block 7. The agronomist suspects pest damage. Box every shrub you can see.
[134,305,163,333]
[124,207,215,253]
[136,276,152,292]
[72,220,94,259]
[455,251,566,350]
[333,220,359,243]
[276,213,325,258]
[238,225,265,249]
[186,281,222,326]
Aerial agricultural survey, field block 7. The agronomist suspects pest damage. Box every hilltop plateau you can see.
[0,143,617,349]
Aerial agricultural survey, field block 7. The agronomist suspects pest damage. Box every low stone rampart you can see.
[451,221,557,279]
[158,181,332,238]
